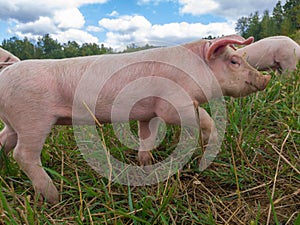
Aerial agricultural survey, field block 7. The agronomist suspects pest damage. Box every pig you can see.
[0,47,20,71]
[0,35,271,204]
[236,36,300,73]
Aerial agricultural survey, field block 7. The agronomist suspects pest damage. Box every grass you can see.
[0,68,299,224]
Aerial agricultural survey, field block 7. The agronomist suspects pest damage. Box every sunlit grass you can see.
[0,69,299,224]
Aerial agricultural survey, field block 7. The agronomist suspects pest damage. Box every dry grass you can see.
[0,69,299,224]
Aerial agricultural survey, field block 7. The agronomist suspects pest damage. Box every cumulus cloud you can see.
[54,8,85,29]
[13,17,57,35]
[108,10,119,17]
[0,0,108,44]
[213,0,285,20]
[52,29,99,44]
[98,15,235,50]
[179,0,219,15]
[0,1,100,23]
[177,0,285,20]
[137,0,174,5]
[140,0,285,20]
[0,0,285,50]
[87,25,103,32]
[99,15,152,33]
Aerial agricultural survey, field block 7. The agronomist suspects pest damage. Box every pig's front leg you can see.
[137,106,218,167]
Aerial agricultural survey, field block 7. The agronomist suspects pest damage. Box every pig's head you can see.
[204,35,271,98]
[0,48,20,71]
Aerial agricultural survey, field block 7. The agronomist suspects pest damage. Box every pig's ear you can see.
[0,48,19,71]
[0,48,20,65]
[206,36,254,61]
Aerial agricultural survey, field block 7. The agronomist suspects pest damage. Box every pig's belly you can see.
[55,105,157,125]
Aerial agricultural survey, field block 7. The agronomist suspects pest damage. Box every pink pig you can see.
[0,47,20,71]
[237,36,300,73]
[0,35,271,203]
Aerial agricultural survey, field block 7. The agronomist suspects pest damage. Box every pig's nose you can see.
[261,74,271,90]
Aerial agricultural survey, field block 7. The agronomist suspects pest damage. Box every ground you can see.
[0,69,299,224]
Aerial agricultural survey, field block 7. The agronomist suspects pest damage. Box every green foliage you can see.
[1,34,113,60]
[235,0,300,41]
[0,2,299,223]
[0,66,299,225]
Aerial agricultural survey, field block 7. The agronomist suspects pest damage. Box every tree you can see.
[272,1,283,34]
[235,0,300,40]
[283,0,300,30]
[63,41,80,58]
[247,12,262,40]
[1,37,35,60]
[260,10,275,38]
[37,34,64,59]
[235,17,250,37]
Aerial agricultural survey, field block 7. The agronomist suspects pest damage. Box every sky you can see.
[0,0,285,50]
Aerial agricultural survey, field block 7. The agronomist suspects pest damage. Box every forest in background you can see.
[0,0,299,60]
[235,0,299,41]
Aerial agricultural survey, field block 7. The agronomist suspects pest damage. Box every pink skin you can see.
[0,48,20,71]
[0,35,271,204]
[236,36,300,73]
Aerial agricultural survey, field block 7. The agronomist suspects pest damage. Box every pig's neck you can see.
[182,40,207,60]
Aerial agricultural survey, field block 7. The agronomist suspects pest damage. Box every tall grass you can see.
[0,69,299,224]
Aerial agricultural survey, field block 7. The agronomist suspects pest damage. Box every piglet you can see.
[0,35,271,204]
[237,36,300,73]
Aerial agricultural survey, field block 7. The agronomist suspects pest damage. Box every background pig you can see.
[236,36,300,73]
[0,35,270,204]
[0,47,20,71]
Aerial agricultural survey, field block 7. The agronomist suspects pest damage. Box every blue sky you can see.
[0,0,284,50]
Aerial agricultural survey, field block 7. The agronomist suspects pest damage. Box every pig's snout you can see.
[246,71,271,92]
[261,74,271,90]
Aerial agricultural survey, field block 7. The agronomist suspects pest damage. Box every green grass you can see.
[0,69,299,224]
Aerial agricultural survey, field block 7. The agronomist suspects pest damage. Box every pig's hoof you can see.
[138,151,153,167]
[35,182,60,204]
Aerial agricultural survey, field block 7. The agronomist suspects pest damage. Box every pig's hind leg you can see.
[0,124,18,167]
[12,116,59,204]
[138,119,161,166]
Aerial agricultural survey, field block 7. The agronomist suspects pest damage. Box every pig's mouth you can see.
[245,81,260,91]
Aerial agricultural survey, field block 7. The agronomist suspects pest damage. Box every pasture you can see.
[0,68,299,224]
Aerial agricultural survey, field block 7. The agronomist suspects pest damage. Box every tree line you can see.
[235,0,300,41]
[1,0,299,60]
[1,34,157,60]
[1,34,113,60]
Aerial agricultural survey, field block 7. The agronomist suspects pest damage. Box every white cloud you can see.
[0,0,286,51]
[86,25,103,32]
[138,0,286,21]
[108,10,119,17]
[218,0,287,20]
[12,17,58,35]
[0,0,108,44]
[98,15,235,50]
[99,15,152,33]
[54,8,85,29]
[0,0,108,23]
[179,0,219,15]
[177,0,286,20]
[137,0,174,5]
[52,29,99,44]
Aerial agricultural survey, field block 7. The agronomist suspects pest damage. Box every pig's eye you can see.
[231,60,238,65]
[230,57,240,67]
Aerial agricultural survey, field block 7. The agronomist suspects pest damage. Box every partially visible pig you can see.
[0,35,271,204]
[237,36,300,73]
[0,47,20,71]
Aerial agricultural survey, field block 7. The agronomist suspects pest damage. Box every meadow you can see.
[0,68,299,224]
